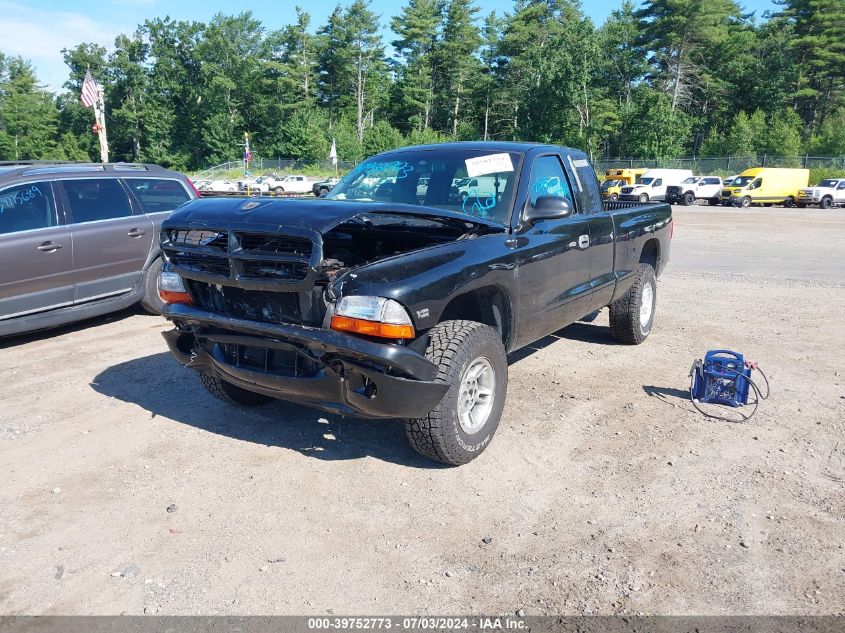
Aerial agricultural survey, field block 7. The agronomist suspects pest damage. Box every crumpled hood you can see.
[164,197,503,234]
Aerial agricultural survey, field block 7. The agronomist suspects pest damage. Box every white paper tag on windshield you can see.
[465,153,514,178]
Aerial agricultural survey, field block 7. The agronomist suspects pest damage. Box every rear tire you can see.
[405,320,507,466]
[140,257,165,315]
[609,264,656,345]
[199,372,275,406]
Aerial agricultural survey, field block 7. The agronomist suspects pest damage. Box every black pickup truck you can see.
[158,142,672,465]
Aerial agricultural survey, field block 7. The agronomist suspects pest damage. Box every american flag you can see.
[80,71,98,108]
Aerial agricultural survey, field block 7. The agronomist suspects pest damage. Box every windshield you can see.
[816,179,838,188]
[326,148,522,223]
[682,177,698,184]
[636,177,654,185]
[732,176,755,187]
[601,180,620,189]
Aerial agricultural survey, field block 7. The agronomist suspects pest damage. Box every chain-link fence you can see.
[194,158,356,179]
[595,155,845,175]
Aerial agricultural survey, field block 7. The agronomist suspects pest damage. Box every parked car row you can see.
[602,166,845,208]
[0,162,197,337]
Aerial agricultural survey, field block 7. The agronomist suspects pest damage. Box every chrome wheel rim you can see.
[458,357,495,434]
[640,281,654,328]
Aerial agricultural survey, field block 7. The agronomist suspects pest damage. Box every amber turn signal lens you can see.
[158,290,193,305]
[330,315,415,340]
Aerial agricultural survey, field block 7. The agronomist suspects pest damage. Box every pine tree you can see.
[432,0,481,136]
[777,0,845,132]
[0,56,62,160]
[391,0,443,131]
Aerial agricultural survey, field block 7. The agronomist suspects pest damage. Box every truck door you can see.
[513,154,592,345]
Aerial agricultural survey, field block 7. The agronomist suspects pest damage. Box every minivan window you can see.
[63,179,134,223]
[0,182,57,235]
[124,178,190,213]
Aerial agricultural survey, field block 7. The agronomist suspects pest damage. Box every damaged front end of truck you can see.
[158,197,505,418]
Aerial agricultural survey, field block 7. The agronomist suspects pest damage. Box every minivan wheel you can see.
[638,193,649,203]
[140,257,165,314]
[740,196,752,208]
[199,371,275,406]
[820,196,833,209]
[405,320,507,466]
[609,263,656,345]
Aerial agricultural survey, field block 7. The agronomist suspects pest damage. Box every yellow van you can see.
[601,168,648,201]
[720,168,810,208]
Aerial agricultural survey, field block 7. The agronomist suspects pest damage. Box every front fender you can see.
[333,234,518,332]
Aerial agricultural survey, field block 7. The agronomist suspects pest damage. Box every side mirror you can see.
[524,196,572,224]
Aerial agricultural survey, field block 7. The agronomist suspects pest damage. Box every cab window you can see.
[0,182,57,235]
[838,182,845,190]
[63,179,134,223]
[653,179,663,187]
[528,156,574,209]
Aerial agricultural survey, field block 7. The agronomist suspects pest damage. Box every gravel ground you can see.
[1,205,843,616]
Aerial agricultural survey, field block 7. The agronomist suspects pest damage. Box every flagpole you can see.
[96,85,109,163]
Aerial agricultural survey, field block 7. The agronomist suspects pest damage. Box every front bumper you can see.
[161,303,448,419]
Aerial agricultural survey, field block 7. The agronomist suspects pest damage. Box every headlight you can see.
[158,270,192,305]
[331,296,415,339]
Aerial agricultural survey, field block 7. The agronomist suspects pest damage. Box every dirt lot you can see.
[1,205,844,616]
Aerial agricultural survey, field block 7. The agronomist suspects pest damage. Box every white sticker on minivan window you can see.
[465,153,514,178]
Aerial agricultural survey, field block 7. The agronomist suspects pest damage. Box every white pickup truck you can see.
[666,176,724,206]
[619,169,693,203]
[797,178,845,209]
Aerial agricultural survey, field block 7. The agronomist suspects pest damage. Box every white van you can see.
[619,169,694,203]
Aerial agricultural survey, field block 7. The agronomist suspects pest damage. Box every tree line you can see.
[1,0,844,171]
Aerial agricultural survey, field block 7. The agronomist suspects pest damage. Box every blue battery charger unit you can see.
[689,350,769,420]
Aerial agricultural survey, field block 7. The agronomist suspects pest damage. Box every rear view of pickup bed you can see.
[159,142,671,465]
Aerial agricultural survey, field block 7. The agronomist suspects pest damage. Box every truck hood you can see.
[165,197,505,234]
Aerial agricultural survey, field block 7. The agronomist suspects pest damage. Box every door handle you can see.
[127,228,147,238]
[578,234,590,249]
[37,241,62,252]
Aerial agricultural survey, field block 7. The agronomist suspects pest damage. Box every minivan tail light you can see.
[186,178,202,198]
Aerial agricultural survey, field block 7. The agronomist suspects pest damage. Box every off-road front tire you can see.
[405,320,507,466]
[199,371,275,406]
[821,196,833,209]
[609,264,656,345]
[140,257,165,314]
[682,192,695,206]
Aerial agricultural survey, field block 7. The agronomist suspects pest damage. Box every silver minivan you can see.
[0,162,197,337]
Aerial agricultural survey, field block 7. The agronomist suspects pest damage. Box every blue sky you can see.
[0,0,778,93]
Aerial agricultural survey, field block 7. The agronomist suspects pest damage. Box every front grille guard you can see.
[161,226,324,292]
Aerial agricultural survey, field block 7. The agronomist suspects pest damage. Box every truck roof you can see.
[377,141,586,156]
